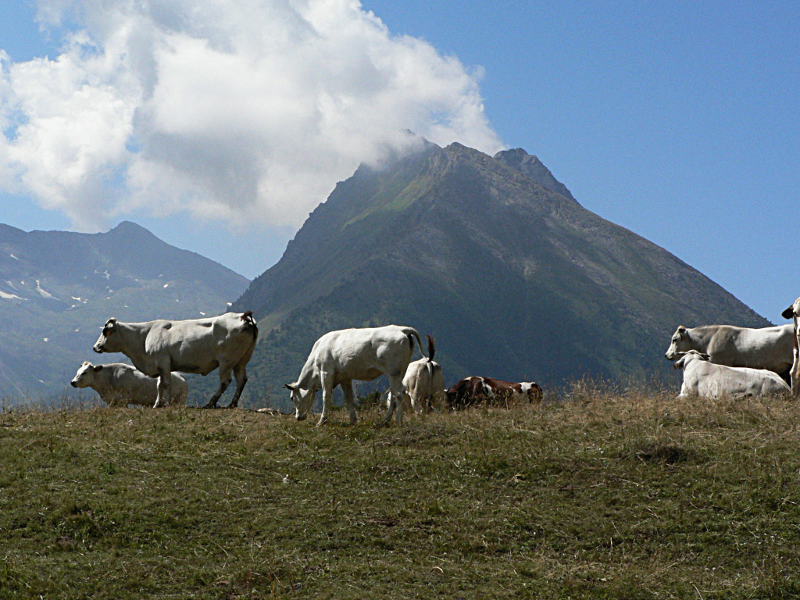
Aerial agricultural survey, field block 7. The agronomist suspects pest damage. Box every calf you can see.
[446,376,543,410]
[285,324,427,426]
[673,350,790,400]
[402,336,445,413]
[70,361,188,407]
[93,311,257,408]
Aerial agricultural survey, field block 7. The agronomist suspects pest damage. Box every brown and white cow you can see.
[446,376,542,410]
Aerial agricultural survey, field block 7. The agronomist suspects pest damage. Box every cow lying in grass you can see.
[446,376,543,410]
[672,350,790,400]
[71,361,188,407]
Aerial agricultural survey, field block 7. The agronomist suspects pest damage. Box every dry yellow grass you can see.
[2,388,800,598]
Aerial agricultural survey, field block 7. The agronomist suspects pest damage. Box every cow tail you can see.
[426,335,436,362]
[404,327,428,360]
[241,311,259,340]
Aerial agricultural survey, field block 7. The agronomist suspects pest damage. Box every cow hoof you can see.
[315,417,328,427]
[202,403,219,409]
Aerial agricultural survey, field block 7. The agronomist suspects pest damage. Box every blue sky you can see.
[1,1,798,322]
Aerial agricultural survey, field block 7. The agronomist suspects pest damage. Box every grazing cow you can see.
[285,324,428,426]
[446,376,543,410]
[402,336,445,414]
[672,350,790,400]
[71,361,188,407]
[665,324,793,383]
[93,312,257,408]
[780,297,800,395]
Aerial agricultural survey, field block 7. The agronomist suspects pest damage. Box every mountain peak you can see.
[108,221,153,236]
[494,148,575,201]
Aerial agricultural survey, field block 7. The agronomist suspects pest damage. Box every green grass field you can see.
[2,390,800,599]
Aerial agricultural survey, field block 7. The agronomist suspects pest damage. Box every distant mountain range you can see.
[233,141,768,407]
[0,221,248,401]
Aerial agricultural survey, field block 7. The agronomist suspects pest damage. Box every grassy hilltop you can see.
[2,390,800,599]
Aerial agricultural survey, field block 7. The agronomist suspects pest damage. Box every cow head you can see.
[71,361,103,388]
[781,297,800,320]
[285,382,315,421]
[672,350,710,370]
[665,325,691,360]
[93,318,119,353]
[522,382,543,403]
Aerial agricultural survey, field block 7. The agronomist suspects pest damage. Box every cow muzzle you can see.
[70,380,78,387]
[93,344,104,353]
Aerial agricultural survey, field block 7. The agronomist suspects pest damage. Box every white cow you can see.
[403,361,445,414]
[71,361,188,407]
[673,350,790,400]
[665,324,793,382]
[93,311,257,408]
[780,297,800,395]
[401,335,445,413]
[285,324,428,426]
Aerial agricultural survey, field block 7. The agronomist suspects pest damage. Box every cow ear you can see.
[782,306,795,319]
[284,383,297,391]
[82,361,90,366]
[93,365,103,372]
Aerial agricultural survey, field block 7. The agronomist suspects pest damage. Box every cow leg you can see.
[204,366,232,409]
[792,318,800,397]
[406,380,421,415]
[317,377,334,426]
[226,364,248,408]
[153,371,171,408]
[342,380,358,425]
[380,389,396,426]
[410,390,421,415]
[380,375,405,426]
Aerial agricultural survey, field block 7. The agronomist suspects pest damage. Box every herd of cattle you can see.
[69,296,800,423]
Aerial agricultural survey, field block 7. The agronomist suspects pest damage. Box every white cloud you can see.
[0,0,503,229]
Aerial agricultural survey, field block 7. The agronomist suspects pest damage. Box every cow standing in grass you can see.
[402,336,445,413]
[93,312,257,408]
[71,361,188,407]
[285,325,428,426]
[781,297,800,395]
